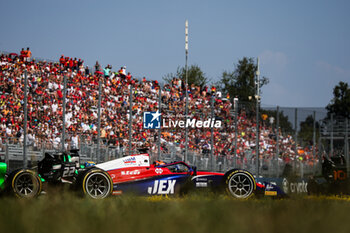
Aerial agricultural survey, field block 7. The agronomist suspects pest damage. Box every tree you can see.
[162,65,208,88]
[260,109,294,135]
[326,81,350,118]
[217,57,269,102]
[298,114,320,146]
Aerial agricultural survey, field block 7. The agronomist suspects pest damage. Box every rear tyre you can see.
[11,169,42,198]
[225,170,255,199]
[81,169,112,199]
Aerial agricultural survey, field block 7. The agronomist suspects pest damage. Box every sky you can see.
[1,0,349,108]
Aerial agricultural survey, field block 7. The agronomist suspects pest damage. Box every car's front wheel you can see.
[225,170,255,199]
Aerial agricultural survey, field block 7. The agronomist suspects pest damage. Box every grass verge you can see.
[1,193,350,233]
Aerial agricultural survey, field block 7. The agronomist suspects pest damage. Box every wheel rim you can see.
[85,173,110,199]
[228,173,254,198]
[14,173,39,198]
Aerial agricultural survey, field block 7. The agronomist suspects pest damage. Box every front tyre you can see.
[225,170,256,199]
[81,169,112,199]
[11,169,42,198]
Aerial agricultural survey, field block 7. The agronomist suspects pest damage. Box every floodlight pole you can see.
[255,57,260,177]
[97,77,102,163]
[23,70,28,168]
[294,108,298,172]
[234,98,238,168]
[276,106,280,177]
[61,75,67,152]
[210,96,214,171]
[345,118,349,178]
[313,111,316,174]
[330,113,334,157]
[184,20,189,163]
[129,85,133,155]
[158,86,161,160]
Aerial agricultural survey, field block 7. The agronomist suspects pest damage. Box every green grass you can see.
[1,193,350,233]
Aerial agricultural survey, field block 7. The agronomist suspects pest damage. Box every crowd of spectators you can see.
[0,49,318,167]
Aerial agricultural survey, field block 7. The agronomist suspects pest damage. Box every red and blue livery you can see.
[79,153,286,199]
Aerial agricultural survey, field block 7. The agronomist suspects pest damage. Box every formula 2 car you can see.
[82,153,286,199]
[0,151,285,199]
[308,155,350,195]
[0,149,90,198]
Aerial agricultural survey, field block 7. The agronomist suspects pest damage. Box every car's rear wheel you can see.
[81,169,112,199]
[11,169,42,198]
[225,170,255,199]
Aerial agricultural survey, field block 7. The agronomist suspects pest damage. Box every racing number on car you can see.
[63,167,75,177]
[334,170,347,181]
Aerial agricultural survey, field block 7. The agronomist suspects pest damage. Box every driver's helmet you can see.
[174,164,180,172]
[85,161,96,168]
[155,160,166,166]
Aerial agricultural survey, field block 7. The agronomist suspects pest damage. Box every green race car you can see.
[0,149,98,198]
[0,162,7,191]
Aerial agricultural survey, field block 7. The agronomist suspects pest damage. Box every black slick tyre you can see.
[81,169,113,199]
[10,169,42,198]
[225,170,256,199]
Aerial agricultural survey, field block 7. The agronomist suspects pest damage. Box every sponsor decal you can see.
[282,178,289,193]
[195,182,208,188]
[111,174,116,179]
[147,180,176,195]
[121,170,140,175]
[191,175,211,181]
[283,178,308,193]
[123,157,136,164]
[265,191,277,196]
[196,178,208,181]
[112,190,123,195]
[265,183,274,190]
[155,168,163,174]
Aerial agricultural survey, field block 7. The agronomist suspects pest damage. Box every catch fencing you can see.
[1,98,348,178]
[0,137,317,178]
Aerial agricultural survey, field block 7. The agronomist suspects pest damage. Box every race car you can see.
[82,153,286,199]
[307,155,350,195]
[0,162,7,193]
[0,149,89,198]
[0,151,285,199]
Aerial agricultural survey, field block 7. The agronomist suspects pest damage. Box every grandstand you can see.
[0,49,342,177]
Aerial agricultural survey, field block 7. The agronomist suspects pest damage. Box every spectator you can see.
[103,65,111,79]
[20,48,26,61]
[0,49,317,167]
[71,132,79,149]
[119,66,126,77]
[25,47,32,62]
[95,61,102,75]
[85,66,90,76]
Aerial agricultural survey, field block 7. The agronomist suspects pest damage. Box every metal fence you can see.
[1,100,348,178]
[0,137,318,178]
